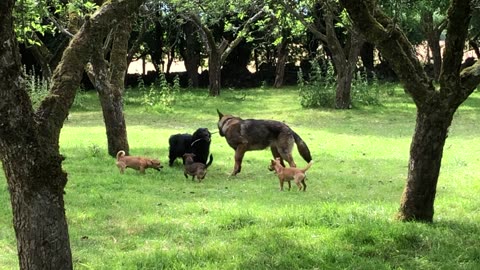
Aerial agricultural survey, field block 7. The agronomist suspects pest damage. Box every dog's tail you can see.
[116,150,126,161]
[292,131,312,162]
[300,161,314,173]
[206,154,213,168]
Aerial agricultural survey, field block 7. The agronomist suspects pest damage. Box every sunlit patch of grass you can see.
[1,86,480,269]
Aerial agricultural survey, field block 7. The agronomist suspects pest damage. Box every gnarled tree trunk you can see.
[0,1,143,268]
[87,18,131,157]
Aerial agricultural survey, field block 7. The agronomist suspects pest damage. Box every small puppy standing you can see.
[269,158,313,191]
[116,150,163,174]
[183,153,213,182]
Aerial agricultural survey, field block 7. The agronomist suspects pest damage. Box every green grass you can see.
[1,85,480,269]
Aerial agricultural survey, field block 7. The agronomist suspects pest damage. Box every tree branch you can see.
[47,13,74,38]
[221,8,265,63]
[440,0,472,93]
[280,0,328,43]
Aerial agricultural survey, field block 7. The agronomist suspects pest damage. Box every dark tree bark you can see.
[341,0,480,222]
[186,9,264,96]
[180,21,200,87]
[282,1,364,109]
[86,18,131,157]
[360,42,374,78]
[274,37,288,88]
[208,49,222,96]
[0,1,143,268]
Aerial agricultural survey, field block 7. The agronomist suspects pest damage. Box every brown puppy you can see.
[116,150,163,174]
[217,109,312,176]
[183,153,213,182]
[269,158,313,191]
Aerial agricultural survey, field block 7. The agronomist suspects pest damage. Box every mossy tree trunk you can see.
[0,1,143,268]
[341,0,480,222]
[86,18,131,157]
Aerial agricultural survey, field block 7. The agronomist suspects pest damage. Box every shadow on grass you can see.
[88,208,480,269]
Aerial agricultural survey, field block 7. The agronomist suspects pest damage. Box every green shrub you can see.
[24,67,49,109]
[351,71,381,106]
[141,73,179,112]
[298,60,336,108]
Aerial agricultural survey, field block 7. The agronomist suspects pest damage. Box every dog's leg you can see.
[140,166,146,174]
[276,145,296,168]
[294,175,303,191]
[232,145,247,175]
[270,146,285,166]
[287,180,291,191]
[279,178,284,191]
[301,178,307,191]
[168,151,175,166]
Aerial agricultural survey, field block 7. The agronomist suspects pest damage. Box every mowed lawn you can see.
[1,86,480,269]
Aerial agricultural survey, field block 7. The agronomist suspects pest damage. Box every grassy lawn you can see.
[1,85,480,269]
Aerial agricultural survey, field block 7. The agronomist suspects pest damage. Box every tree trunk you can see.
[107,19,131,156]
[87,19,131,157]
[360,42,374,79]
[398,105,453,221]
[208,51,221,96]
[4,152,72,269]
[0,1,143,268]
[274,38,288,88]
[181,21,200,87]
[1,1,72,268]
[335,64,353,109]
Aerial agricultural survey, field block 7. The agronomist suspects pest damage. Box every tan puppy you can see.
[183,153,213,182]
[269,158,313,191]
[116,150,163,174]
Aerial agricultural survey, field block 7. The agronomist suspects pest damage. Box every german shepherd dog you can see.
[168,128,212,166]
[217,109,312,175]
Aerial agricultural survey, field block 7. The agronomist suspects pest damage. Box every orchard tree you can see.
[85,16,132,157]
[280,0,364,109]
[169,0,266,96]
[340,0,480,222]
[0,0,143,268]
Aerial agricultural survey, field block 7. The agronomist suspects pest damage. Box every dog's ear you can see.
[216,109,223,119]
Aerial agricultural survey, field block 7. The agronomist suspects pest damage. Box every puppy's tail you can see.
[116,150,126,161]
[292,131,312,163]
[300,161,313,173]
[205,154,213,168]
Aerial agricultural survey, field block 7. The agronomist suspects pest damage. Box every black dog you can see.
[168,128,212,166]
